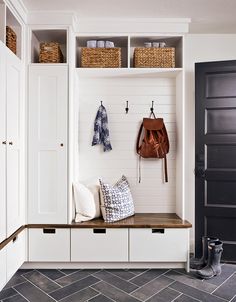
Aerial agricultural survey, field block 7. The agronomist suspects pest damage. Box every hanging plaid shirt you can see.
[92,105,112,152]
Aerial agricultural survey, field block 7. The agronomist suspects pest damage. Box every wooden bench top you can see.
[0,214,191,250]
[28,213,192,229]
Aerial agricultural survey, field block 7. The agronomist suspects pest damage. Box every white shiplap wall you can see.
[78,76,177,213]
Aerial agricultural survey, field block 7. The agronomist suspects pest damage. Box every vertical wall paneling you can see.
[78,75,179,213]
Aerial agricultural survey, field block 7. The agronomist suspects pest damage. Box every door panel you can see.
[0,42,6,242]
[195,61,236,262]
[28,66,68,223]
[39,151,57,213]
[207,180,236,206]
[6,51,22,236]
[207,145,236,168]
[206,72,236,98]
[207,108,236,134]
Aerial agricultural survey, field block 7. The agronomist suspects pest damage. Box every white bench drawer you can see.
[130,228,189,262]
[71,229,128,262]
[28,228,70,262]
[6,230,26,280]
[0,247,7,291]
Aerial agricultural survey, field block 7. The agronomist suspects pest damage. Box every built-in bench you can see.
[25,213,192,271]
[0,214,192,273]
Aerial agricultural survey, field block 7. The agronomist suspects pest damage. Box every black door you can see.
[195,60,236,262]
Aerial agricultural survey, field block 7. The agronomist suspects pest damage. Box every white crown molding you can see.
[76,17,191,23]
[27,10,76,27]
[4,0,28,24]
[74,17,191,34]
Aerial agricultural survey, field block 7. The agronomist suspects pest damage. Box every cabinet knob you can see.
[2,141,6,145]
[60,143,64,147]
[9,142,13,145]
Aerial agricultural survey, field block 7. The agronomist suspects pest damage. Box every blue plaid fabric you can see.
[92,105,112,152]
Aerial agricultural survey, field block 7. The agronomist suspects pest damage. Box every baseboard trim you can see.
[21,261,187,269]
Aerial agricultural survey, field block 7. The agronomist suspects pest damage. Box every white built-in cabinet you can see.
[0,247,6,290]
[28,228,70,262]
[71,229,129,262]
[0,229,26,291]
[0,41,24,238]
[28,65,68,224]
[129,229,189,262]
[6,230,26,280]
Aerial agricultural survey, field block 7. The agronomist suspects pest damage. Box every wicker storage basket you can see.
[81,47,121,68]
[39,42,63,63]
[6,26,17,55]
[134,47,175,68]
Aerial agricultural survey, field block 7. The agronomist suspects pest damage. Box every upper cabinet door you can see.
[0,42,6,242]
[28,66,68,224]
[6,51,23,236]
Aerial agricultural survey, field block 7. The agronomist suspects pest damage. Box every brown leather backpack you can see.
[136,116,169,182]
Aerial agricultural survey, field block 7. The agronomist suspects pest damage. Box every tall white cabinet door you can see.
[28,66,68,223]
[0,42,6,242]
[6,51,24,236]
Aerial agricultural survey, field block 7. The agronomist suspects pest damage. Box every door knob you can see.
[2,141,6,145]
[194,167,206,178]
[9,142,13,145]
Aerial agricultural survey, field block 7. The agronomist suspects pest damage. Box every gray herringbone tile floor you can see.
[1,264,236,301]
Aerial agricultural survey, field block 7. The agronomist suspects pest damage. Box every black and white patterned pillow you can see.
[99,175,135,222]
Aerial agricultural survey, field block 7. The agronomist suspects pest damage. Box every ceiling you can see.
[21,0,236,33]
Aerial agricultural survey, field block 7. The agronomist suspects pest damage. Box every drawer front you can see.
[28,228,70,262]
[6,230,26,280]
[130,228,189,262]
[71,229,128,262]
[0,247,7,290]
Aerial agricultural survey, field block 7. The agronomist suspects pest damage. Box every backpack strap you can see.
[136,123,144,183]
[136,122,143,154]
[164,155,168,182]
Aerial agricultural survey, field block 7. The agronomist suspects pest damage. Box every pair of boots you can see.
[190,236,223,279]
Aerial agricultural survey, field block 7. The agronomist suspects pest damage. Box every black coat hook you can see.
[150,101,154,114]
[150,101,156,118]
[100,101,103,106]
[125,101,129,114]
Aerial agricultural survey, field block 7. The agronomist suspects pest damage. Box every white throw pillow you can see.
[99,175,135,222]
[73,181,101,222]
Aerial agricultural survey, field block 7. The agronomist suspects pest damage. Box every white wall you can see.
[185,34,236,250]
[78,76,177,213]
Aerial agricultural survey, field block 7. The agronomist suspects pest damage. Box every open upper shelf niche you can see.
[31,29,67,63]
[76,36,129,68]
[75,35,183,69]
[130,36,183,68]
[0,1,22,59]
